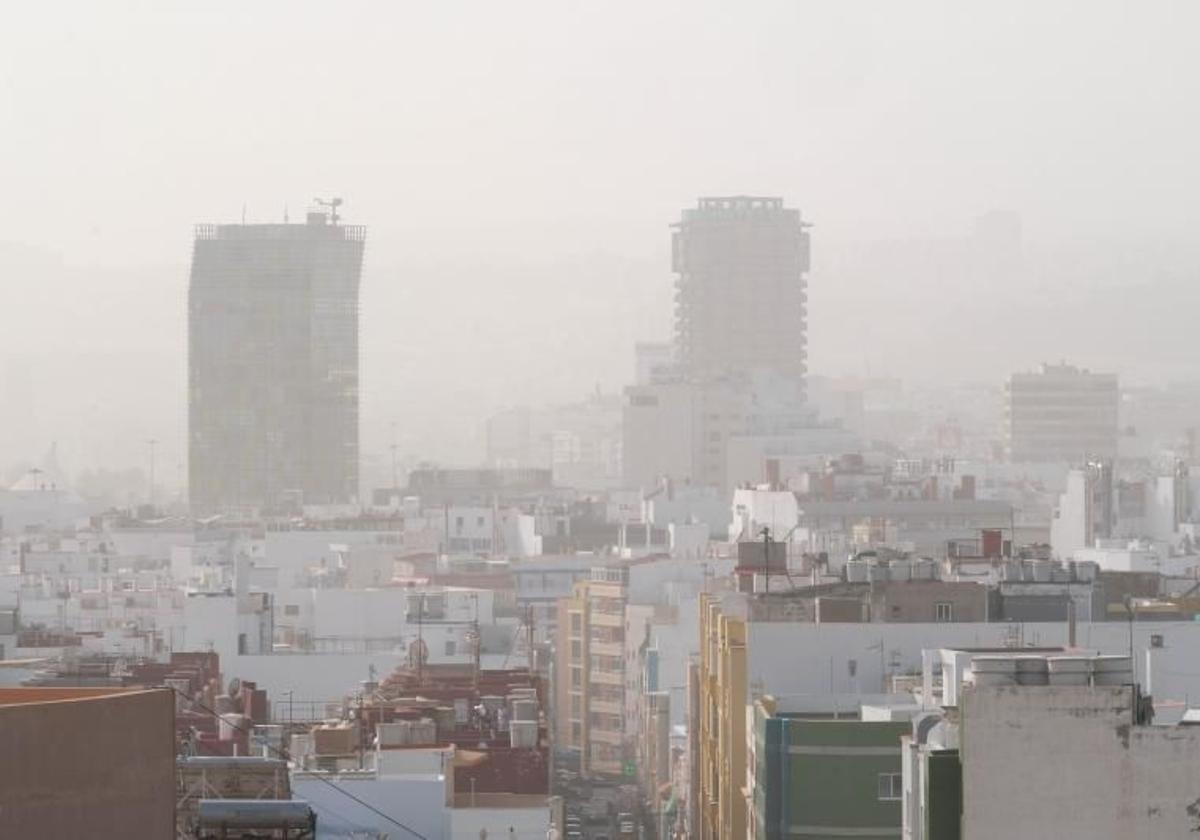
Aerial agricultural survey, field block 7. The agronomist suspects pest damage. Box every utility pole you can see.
[762,526,771,596]
[526,604,536,680]
[1125,595,1136,673]
[417,592,425,688]
[471,593,481,693]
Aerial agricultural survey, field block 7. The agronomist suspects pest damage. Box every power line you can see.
[167,685,430,840]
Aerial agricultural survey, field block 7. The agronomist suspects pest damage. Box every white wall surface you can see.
[293,775,446,840]
[446,804,554,840]
[313,588,409,639]
[1050,469,1089,560]
[223,652,411,701]
[265,530,400,586]
[745,620,1200,705]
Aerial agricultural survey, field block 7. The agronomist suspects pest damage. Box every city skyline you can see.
[3,4,1200,836]
[3,1,1200,479]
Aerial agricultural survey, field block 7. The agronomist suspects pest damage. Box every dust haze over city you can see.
[2,2,1200,839]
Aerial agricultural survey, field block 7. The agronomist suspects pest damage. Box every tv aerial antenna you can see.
[314,196,343,225]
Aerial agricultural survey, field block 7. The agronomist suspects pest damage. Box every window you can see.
[570,639,582,658]
[877,772,902,801]
[444,639,456,656]
[571,695,582,716]
[935,602,953,622]
[570,666,582,688]
[284,604,300,616]
[570,613,582,634]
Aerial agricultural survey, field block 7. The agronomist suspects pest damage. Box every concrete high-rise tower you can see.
[671,196,810,387]
[1005,363,1118,463]
[188,204,366,514]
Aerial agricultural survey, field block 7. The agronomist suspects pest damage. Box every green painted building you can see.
[752,697,911,840]
[920,749,962,840]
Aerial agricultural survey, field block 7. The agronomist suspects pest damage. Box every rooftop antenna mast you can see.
[314,196,343,225]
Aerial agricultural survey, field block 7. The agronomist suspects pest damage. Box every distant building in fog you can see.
[671,196,810,388]
[633,341,674,386]
[622,197,826,491]
[622,371,851,492]
[484,392,623,492]
[1005,363,1118,463]
[188,206,365,514]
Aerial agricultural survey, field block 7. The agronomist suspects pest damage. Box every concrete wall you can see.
[0,688,175,839]
[961,685,1200,839]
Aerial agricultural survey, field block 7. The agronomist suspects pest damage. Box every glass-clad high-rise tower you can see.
[188,207,365,514]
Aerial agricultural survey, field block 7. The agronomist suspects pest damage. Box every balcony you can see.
[589,670,623,686]
[589,758,623,777]
[590,699,622,715]
[589,641,622,657]
[591,611,623,628]
[589,727,624,746]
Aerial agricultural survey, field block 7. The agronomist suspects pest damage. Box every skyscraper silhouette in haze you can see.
[671,196,811,391]
[188,204,365,514]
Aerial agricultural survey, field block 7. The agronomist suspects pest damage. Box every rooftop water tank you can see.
[1047,656,1092,686]
[509,720,538,748]
[1092,655,1134,686]
[1014,656,1049,686]
[512,699,538,722]
[969,655,1017,687]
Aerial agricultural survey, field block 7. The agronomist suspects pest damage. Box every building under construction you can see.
[671,196,810,388]
[188,201,366,515]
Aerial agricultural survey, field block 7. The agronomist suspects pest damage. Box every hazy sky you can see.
[2,1,1198,480]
